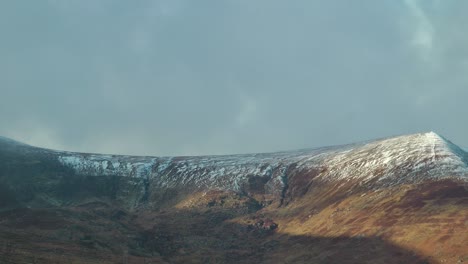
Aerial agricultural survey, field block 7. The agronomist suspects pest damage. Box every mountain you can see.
[0,132,466,263]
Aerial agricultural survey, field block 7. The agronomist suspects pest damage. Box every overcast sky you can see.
[0,0,467,156]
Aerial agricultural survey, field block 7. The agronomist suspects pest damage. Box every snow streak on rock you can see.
[303,132,468,186]
[52,132,468,193]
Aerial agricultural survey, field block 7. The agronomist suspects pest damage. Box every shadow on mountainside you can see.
[0,205,431,264]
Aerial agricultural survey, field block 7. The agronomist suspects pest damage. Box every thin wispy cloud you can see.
[404,0,435,62]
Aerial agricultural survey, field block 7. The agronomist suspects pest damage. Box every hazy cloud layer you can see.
[1,0,467,156]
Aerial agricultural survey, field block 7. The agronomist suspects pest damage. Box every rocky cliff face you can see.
[0,132,467,263]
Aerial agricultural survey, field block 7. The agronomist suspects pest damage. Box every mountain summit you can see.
[0,132,467,263]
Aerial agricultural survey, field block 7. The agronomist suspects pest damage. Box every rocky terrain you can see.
[0,132,467,263]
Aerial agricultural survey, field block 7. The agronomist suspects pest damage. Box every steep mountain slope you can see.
[0,132,467,263]
[52,132,468,188]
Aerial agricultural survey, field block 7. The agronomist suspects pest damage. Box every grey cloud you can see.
[0,0,467,156]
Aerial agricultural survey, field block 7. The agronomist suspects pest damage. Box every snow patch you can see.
[54,132,468,193]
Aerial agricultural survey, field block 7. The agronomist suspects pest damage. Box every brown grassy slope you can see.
[0,208,427,264]
[257,179,468,263]
[1,179,465,263]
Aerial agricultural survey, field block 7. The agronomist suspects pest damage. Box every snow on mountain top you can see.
[309,132,468,185]
[2,132,467,192]
[51,132,468,191]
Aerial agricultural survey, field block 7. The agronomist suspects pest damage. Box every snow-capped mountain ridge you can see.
[306,132,468,186]
[51,132,468,190]
[2,132,467,194]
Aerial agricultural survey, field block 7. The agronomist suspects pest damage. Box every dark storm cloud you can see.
[1,0,467,155]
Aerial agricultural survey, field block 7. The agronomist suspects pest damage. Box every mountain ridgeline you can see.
[1,132,466,210]
[0,132,467,263]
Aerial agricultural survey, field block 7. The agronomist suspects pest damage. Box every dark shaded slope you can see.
[0,203,429,264]
[0,138,147,210]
